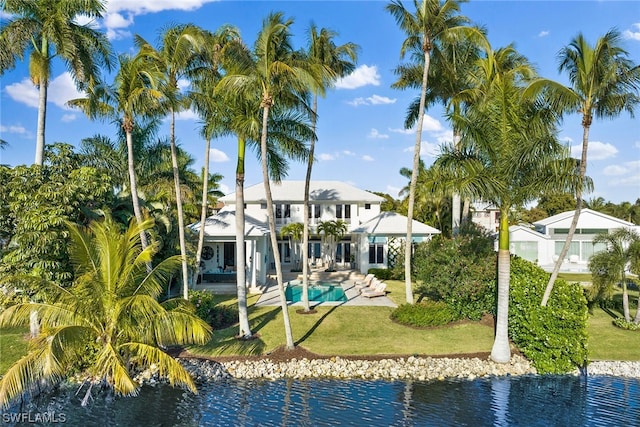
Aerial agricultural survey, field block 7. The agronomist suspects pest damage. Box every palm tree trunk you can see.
[300,94,318,312]
[261,102,294,350]
[194,138,211,287]
[491,211,511,363]
[634,294,640,324]
[451,129,462,235]
[35,79,47,166]
[169,111,190,300]
[125,129,149,250]
[461,198,471,225]
[541,122,590,306]
[405,49,431,304]
[236,137,252,338]
[622,277,630,322]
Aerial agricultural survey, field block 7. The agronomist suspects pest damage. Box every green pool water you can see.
[285,282,347,303]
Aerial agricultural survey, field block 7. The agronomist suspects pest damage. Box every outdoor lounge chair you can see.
[361,282,387,298]
[357,278,382,292]
[354,274,375,290]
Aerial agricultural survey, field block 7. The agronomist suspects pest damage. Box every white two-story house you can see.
[189,180,440,287]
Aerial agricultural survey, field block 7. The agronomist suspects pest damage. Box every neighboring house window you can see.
[364,203,371,209]
[260,203,267,209]
[336,204,351,219]
[369,244,384,264]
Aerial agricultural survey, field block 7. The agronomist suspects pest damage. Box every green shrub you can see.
[612,318,640,331]
[367,268,393,280]
[413,228,496,320]
[189,290,238,329]
[508,257,588,374]
[390,301,460,327]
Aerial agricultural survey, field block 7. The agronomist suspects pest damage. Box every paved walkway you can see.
[255,268,397,308]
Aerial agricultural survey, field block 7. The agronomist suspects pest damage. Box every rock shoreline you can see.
[176,356,640,384]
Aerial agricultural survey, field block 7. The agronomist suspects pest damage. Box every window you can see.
[336,204,351,219]
[364,203,371,210]
[308,204,320,218]
[369,244,384,264]
[260,203,267,209]
[275,204,291,221]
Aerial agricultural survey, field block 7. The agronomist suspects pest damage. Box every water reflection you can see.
[5,376,639,426]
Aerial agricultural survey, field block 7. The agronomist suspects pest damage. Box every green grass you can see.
[0,327,28,373]
[557,272,592,283]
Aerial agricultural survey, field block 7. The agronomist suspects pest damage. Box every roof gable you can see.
[352,211,440,235]
[534,208,635,228]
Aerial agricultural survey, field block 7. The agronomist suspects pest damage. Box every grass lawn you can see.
[0,327,28,373]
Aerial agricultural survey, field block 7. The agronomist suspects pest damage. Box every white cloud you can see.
[318,153,335,161]
[175,109,199,121]
[61,114,77,123]
[421,114,444,132]
[209,148,229,162]
[0,124,32,139]
[218,183,231,195]
[106,0,216,14]
[347,94,396,107]
[335,65,381,89]
[342,150,355,156]
[362,155,374,162]
[368,128,389,139]
[386,185,401,197]
[5,79,39,108]
[538,30,550,38]
[404,141,440,158]
[602,164,628,176]
[560,136,574,144]
[570,141,618,160]
[5,73,82,110]
[623,23,640,41]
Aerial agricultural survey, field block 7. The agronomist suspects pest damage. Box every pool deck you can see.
[255,269,397,308]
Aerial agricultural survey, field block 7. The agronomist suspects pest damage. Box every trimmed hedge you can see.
[367,268,394,280]
[508,257,589,374]
[390,301,460,327]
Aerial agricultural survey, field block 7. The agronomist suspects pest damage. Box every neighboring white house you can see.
[189,180,440,287]
[509,208,637,272]
[470,200,501,233]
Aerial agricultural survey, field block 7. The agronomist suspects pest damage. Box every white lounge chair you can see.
[354,274,375,290]
[361,282,387,298]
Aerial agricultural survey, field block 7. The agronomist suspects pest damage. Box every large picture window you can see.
[369,244,384,264]
[335,204,351,220]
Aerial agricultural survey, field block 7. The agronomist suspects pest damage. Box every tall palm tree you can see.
[0,0,113,165]
[0,217,211,409]
[300,25,358,312]
[393,35,484,233]
[68,53,166,250]
[280,222,304,271]
[386,0,479,304]
[214,27,312,341]
[317,220,348,272]
[136,24,208,300]
[524,30,640,306]
[218,13,315,349]
[435,45,582,363]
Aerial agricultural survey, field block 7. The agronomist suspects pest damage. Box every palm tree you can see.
[136,24,208,300]
[214,24,312,342]
[280,222,304,271]
[317,220,348,272]
[435,45,582,363]
[0,0,113,165]
[69,53,166,250]
[386,0,481,304]
[524,30,640,306]
[588,229,640,323]
[300,25,358,312]
[0,217,211,409]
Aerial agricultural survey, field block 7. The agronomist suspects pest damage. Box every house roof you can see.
[220,180,385,204]
[351,211,441,236]
[533,208,635,228]
[509,225,549,240]
[189,208,269,237]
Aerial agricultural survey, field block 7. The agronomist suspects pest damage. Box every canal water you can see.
[5,375,639,426]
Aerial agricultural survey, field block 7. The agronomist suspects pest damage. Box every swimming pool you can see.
[285,281,347,303]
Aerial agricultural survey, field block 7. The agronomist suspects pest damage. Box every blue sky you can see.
[1,1,639,204]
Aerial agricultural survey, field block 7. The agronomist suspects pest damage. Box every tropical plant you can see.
[216,13,315,349]
[317,220,348,272]
[280,222,304,271]
[588,228,640,323]
[0,0,113,165]
[300,24,358,312]
[69,53,167,250]
[434,45,583,363]
[386,0,483,304]
[0,217,211,409]
[136,24,209,300]
[524,30,640,306]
